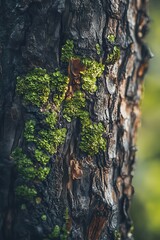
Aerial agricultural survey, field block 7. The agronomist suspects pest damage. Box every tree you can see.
[0,1,150,240]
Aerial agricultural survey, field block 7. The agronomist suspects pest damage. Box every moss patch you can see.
[14,39,109,199]
[80,121,106,155]
[15,185,37,200]
[95,43,101,55]
[107,34,115,43]
[49,208,70,239]
[106,46,120,64]
[16,68,51,107]
[14,67,69,199]
[61,40,75,62]
[81,58,104,93]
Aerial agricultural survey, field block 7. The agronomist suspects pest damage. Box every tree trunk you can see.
[0,0,150,240]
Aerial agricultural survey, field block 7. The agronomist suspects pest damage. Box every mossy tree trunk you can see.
[0,0,150,240]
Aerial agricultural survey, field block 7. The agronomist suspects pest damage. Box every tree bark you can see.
[0,0,150,240]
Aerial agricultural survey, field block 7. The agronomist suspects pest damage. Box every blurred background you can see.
[131,0,160,239]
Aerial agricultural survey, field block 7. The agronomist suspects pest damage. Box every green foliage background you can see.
[131,1,160,239]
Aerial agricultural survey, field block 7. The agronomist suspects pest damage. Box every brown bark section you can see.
[0,0,150,240]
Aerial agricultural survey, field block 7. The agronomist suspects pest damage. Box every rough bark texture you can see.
[0,0,150,240]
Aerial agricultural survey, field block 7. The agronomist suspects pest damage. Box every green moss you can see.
[81,58,104,93]
[36,166,50,181]
[15,185,37,199]
[48,208,70,239]
[37,128,66,155]
[35,197,42,204]
[24,120,36,142]
[12,147,51,181]
[16,68,51,107]
[61,40,75,62]
[41,214,47,221]
[50,225,61,238]
[80,121,106,155]
[34,149,50,165]
[14,39,108,202]
[16,68,69,108]
[95,43,101,55]
[44,111,58,129]
[106,46,120,64]
[107,34,115,43]
[60,208,70,240]
[60,228,68,240]
[78,110,90,124]
[51,70,69,106]
[64,208,69,221]
[15,66,68,191]
[63,91,86,122]
[63,91,106,155]
[12,148,36,180]
[37,132,56,155]
[114,230,121,240]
